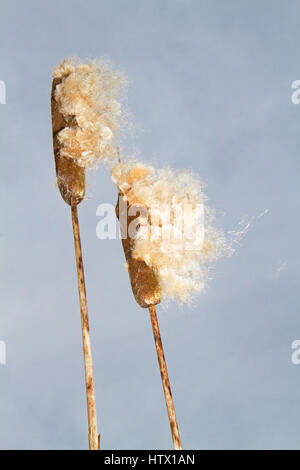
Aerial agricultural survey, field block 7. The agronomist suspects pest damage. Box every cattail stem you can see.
[71,203,99,450]
[149,305,182,450]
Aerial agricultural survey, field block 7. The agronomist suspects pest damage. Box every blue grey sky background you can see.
[0,0,300,449]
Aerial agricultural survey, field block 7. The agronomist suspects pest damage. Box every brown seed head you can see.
[51,77,85,206]
[116,193,161,308]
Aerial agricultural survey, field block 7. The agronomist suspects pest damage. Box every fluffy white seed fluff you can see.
[53,58,127,168]
[111,160,228,304]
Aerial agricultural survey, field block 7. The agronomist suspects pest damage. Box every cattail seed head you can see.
[112,159,228,304]
[51,58,127,205]
[51,77,85,205]
[116,193,161,308]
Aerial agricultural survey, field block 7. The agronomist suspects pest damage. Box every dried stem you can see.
[149,305,182,450]
[71,203,99,450]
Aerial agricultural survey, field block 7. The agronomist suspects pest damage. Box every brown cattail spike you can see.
[116,193,161,308]
[51,73,98,449]
[51,77,85,206]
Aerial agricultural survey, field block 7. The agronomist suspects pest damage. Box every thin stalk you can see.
[71,202,99,450]
[149,304,182,450]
